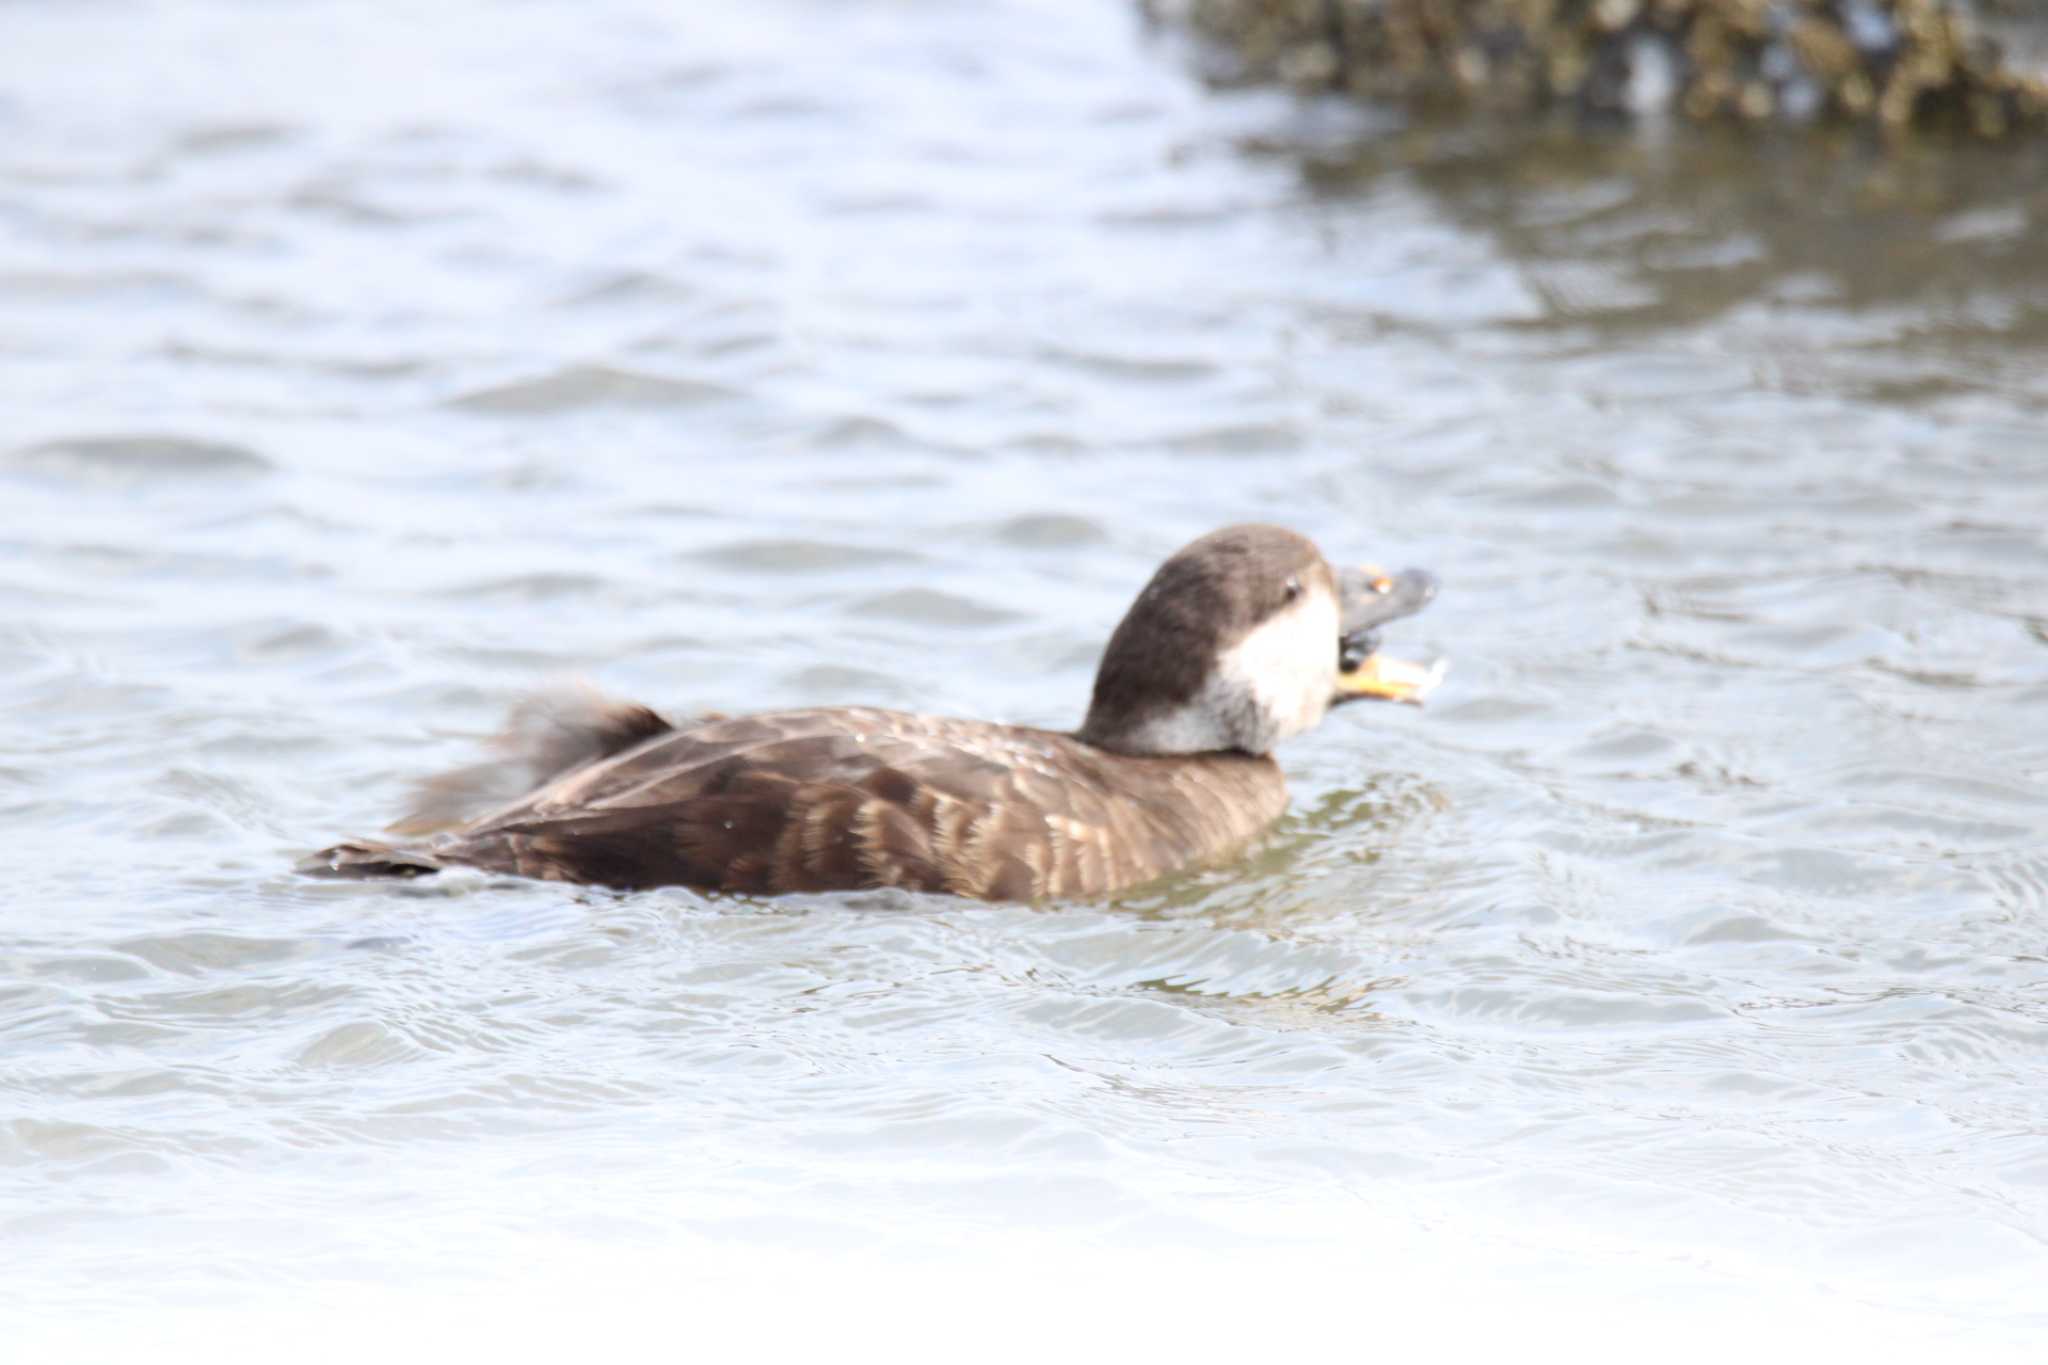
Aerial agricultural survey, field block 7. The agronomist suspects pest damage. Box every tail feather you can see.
[385,686,677,836]
[299,685,679,882]
[296,840,445,880]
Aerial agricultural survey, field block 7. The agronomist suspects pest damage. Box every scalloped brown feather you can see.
[320,706,1288,900]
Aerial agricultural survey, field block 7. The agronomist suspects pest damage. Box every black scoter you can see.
[300,524,1442,900]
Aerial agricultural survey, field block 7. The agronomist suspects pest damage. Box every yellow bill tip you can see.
[1335,654,1449,705]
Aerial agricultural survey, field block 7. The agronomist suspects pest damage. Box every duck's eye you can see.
[1283,576,1301,602]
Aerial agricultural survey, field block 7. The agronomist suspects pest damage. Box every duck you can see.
[298,524,1442,900]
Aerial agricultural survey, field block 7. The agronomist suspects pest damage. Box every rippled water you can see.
[5,0,2048,1354]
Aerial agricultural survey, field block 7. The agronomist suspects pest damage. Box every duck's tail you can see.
[384,686,677,837]
[295,840,445,880]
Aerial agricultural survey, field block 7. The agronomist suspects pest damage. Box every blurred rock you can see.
[1154,0,2048,138]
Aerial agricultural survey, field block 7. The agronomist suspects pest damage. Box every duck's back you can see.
[411,706,1286,899]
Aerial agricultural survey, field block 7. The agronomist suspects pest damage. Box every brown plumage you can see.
[300,525,1441,901]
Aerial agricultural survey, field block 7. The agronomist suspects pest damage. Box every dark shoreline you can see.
[1155,0,2048,138]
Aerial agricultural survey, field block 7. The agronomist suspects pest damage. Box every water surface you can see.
[4,0,2047,1353]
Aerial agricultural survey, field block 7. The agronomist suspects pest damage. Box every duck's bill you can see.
[1333,563,1444,705]
[1334,652,1449,705]
[1338,565,1438,635]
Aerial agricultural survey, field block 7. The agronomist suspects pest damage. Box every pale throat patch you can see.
[1119,585,1340,756]
[1217,585,1340,747]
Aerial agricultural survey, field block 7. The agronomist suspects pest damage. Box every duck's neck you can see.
[1078,679,1266,757]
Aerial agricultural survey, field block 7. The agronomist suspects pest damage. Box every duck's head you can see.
[1078,524,1441,757]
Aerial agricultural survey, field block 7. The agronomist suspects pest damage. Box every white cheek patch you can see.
[1111,584,1342,756]
[1218,588,1339,744]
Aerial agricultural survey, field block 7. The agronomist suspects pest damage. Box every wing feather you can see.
[426,705,1286,899]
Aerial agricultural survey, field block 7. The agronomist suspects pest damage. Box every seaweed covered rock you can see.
[1163,0,2048,137]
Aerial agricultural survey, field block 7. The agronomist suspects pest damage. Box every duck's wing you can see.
[433,707,1001,893]
[429,707,1285,900]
